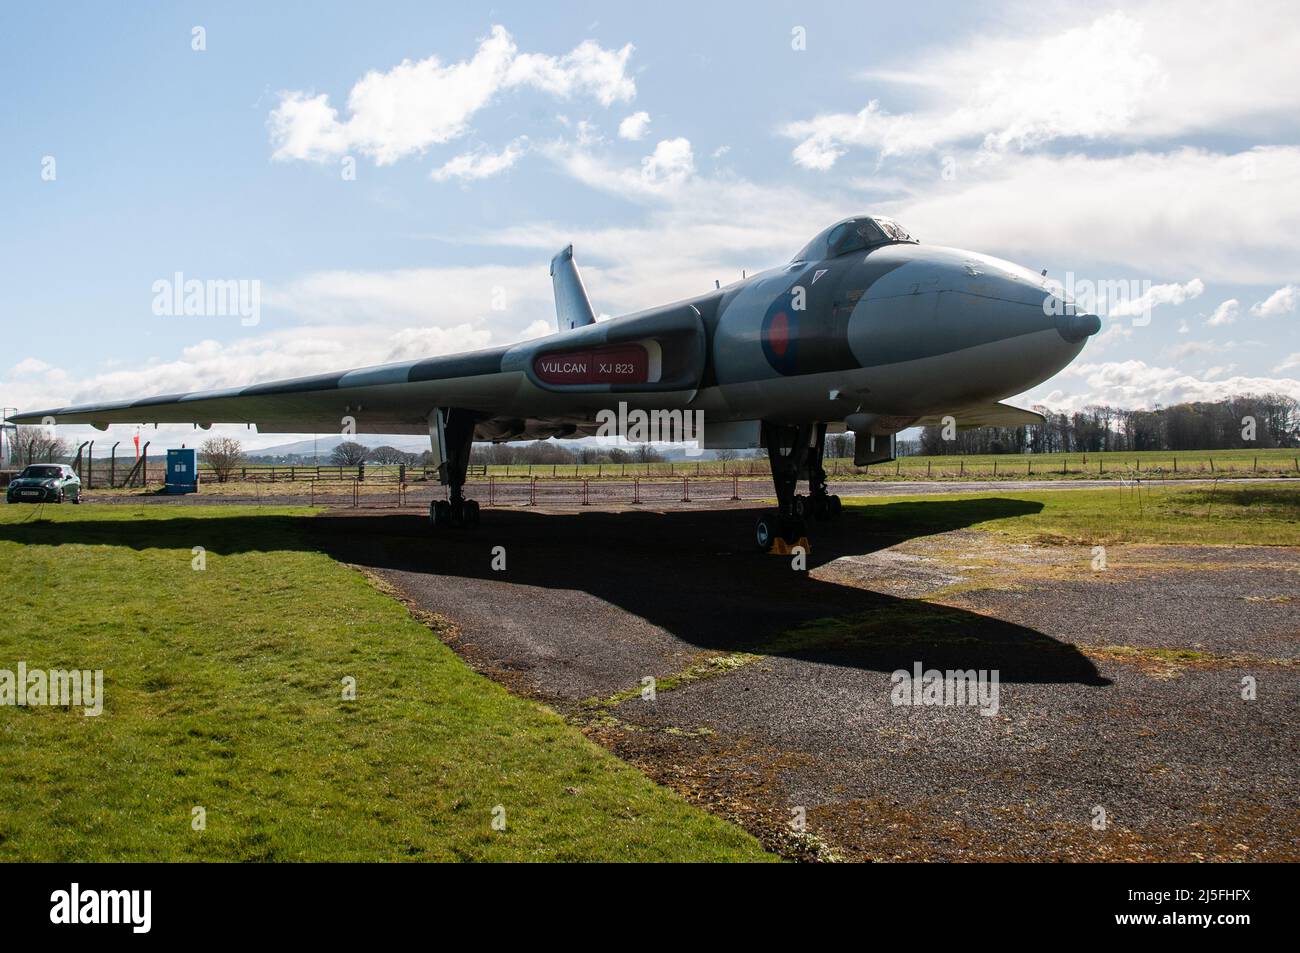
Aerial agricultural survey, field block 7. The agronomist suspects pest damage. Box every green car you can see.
[6,463,82,504]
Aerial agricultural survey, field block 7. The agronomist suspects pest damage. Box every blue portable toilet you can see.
[165,448,199,494]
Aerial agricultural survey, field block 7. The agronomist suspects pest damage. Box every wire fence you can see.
[8,451,1298,491]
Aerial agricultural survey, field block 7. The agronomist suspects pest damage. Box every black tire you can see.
[72,490,82,505]
[791,494,810,520]
[755,513,776,550]
[56,489,65,504]
[430,500,451,529]
[463,499,480,527]
[828,495,842,518]
[812,495,831,520]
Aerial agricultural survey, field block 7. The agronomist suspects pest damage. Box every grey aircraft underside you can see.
[12,215,1100,547]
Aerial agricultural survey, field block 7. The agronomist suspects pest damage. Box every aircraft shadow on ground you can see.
[0,497,1108,686]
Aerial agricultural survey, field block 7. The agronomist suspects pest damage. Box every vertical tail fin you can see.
[550,244,596,332]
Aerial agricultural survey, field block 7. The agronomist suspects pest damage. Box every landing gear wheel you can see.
[791,494,811,520]
[430,500,452,529]
[755,513,776,551]
[463,499,480,527]
[812,494,842,520]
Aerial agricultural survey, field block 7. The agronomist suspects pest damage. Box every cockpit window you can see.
[792,216,918,262]
[874,217,914,243]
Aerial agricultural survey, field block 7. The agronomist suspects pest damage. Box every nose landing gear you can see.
[430,496,480,529]
[757,422,843,553]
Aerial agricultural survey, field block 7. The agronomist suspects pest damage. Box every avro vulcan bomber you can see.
[13,216,1100,547]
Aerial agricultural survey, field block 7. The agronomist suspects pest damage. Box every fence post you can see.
[682,477,689,502]
[530,477,537,506]
[732,474,740,500]
[582,479,589,506]
[634,477,640,505]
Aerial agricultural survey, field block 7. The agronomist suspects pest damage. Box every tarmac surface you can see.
[300,496,1300,862]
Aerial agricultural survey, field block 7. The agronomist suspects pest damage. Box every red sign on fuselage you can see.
[534,344,649,384]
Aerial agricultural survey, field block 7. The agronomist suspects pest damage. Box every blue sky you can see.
[2,0,1297,449]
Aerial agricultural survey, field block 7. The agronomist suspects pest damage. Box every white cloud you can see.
[10,357,52,376]
[890,147,1300,284]
[430,138,528,182]
[1049,359,1300,411]
[265,263,553,328]
[1108,278,1203,318]
[1205,299,1239,327]
[506,38,636,106]
[1089,321,1133,353]
[1204,364,1237,379]
[518,319,554,340]
[1274,353,1300,372]
[1167,338,1226,361]
[618,111,651,140]
[640,137,694,186]
[1250,284,1298,317]
[785,11,1163,166]
[269,26,635,165]
[542,136,698,201]
[784,2,1300,169]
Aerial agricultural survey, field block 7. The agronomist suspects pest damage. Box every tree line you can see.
[4,391,1296,471]
[913,392,1299,456]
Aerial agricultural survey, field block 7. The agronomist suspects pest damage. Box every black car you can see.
[6,464,83,503]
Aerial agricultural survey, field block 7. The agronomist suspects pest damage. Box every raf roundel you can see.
[761,293,800,375]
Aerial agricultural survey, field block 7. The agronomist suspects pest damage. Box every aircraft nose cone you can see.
[1058,312,1101,343]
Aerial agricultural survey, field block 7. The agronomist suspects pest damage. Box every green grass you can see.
[0,504,771,862]
[474,448,1300,481]
[843,484,1300,546]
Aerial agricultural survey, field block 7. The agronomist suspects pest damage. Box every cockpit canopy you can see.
[792,216,917,263]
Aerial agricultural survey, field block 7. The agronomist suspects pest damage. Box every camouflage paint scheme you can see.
[12,217,1100,447]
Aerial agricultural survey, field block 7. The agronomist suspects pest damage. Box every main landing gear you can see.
[428,407,482,531]
[756,422,842,552]
[430,496,480,529]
